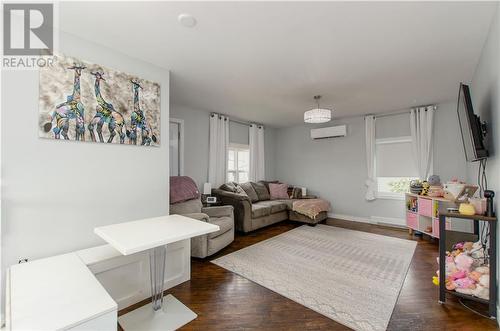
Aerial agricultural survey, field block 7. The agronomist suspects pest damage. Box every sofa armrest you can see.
[212,189,252,232]
[182,212,210,222]
[202,205,234,218]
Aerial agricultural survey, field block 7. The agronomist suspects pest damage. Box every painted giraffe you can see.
[128,80,154,145]
[45,65,86,140]
[88,71,126,143]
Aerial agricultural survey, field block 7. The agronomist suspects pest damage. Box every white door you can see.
[169,119,183,176]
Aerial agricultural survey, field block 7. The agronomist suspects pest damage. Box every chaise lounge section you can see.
[213,181,328,233]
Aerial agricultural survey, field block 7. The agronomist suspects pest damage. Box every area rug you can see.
[211,224,416,331]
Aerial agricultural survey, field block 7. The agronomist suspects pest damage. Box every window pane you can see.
[238,171,248,183]
[238,150,249,171]
[376,139,417,177]
[227,171,236,183]
[228,150,235,171]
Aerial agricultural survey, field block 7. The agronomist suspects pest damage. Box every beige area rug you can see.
[212,224,416,331]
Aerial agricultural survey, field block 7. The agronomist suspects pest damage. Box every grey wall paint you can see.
[468,4,499,311]
[273,101,467,222]
[170,105,210,189]
[170,105,276,188]
[1,31,170,307]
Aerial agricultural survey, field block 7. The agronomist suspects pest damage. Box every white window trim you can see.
[375,136,413,201]
[169,118,184,176]
[228,143,250,183]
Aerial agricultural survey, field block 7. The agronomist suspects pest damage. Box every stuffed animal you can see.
[455,254,474,272]
[456,275,489,299]
[420,181,430,196]
[428,175,441,186]
[454,277,476,289]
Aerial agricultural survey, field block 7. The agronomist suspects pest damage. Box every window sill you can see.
[377,193,405,201]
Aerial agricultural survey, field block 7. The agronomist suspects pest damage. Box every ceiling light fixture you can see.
[304,95,332,124]
[178,13,197,28]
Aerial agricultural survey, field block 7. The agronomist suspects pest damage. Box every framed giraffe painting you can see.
[38,53,161,146]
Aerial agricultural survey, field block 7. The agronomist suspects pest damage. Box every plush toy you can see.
[434,241,490,301]
[420,181,430,196]
[455,254,474,272]
[428,175,441,186]
[454,277,476,289]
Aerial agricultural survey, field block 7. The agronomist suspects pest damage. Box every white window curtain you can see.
[249,124,265,181]
[208,113,229,187]
[410,106,435,180]
[365,115,376,201]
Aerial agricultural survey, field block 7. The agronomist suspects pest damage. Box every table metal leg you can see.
[118,244,197,330]
[149,246,166,311]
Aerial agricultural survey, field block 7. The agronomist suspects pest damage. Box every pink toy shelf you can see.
[405,193,457,239]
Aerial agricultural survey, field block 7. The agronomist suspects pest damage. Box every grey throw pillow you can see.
[251,181,271,201]
[219,182,238,193]
[239,182,259,202]
[235,185,248,197]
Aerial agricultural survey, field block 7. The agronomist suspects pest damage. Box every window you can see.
[227,144,250,183]
[375,136,418,199]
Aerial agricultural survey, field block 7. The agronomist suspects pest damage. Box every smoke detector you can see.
[178,14,197,28]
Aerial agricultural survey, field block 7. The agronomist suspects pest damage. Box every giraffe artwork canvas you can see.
[39,53,161,146]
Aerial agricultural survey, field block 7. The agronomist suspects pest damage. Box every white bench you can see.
[6,253,117,331]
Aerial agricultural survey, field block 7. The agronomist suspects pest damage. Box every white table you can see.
[94,214,219,330]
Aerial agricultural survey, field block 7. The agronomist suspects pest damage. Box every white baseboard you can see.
[328,213,406,229]
[328,213,372,224]
[370,216,406,228]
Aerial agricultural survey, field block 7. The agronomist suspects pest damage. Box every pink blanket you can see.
[170,176,200,204]
[292,198,331,219]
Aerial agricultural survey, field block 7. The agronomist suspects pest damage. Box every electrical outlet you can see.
[18,258,28,264]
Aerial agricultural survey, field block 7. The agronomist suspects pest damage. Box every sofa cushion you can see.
[269,183,290,200]
[208,216,234,239]
[235,185,248,196]
[251,181,270,201]
[251,203,271,218]
[257,200,288,214]
[240,182,259,202]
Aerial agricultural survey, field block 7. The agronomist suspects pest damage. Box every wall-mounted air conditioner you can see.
[310,125,347,139]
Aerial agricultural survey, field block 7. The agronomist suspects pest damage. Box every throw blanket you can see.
[170,176,200,204]
[292,198,331,219]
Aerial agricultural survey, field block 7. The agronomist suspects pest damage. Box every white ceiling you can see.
[59,1,496,127]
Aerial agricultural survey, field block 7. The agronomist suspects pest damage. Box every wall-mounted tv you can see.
[457,83,488,162]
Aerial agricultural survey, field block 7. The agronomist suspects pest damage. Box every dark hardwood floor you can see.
[119,219,499,330]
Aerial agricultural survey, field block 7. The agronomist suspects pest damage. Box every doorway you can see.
[169,118,184,176]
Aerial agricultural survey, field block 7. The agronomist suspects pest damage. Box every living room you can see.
[2,1,499,331]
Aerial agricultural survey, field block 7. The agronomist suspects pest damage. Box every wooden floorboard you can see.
[118,219,499,330]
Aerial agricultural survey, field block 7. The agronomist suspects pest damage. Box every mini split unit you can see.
[310,125,347,139]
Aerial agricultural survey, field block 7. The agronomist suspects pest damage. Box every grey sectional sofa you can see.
[213,181,327,233]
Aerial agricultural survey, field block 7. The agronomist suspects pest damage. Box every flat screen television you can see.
[457,83,488,162]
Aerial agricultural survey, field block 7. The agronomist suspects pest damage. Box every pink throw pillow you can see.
[269,183,289,200]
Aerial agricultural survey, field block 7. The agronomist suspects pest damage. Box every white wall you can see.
[1,30,170,312]
[170,104,276,188]
[273,101,467,224]
[467,3,499,315]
